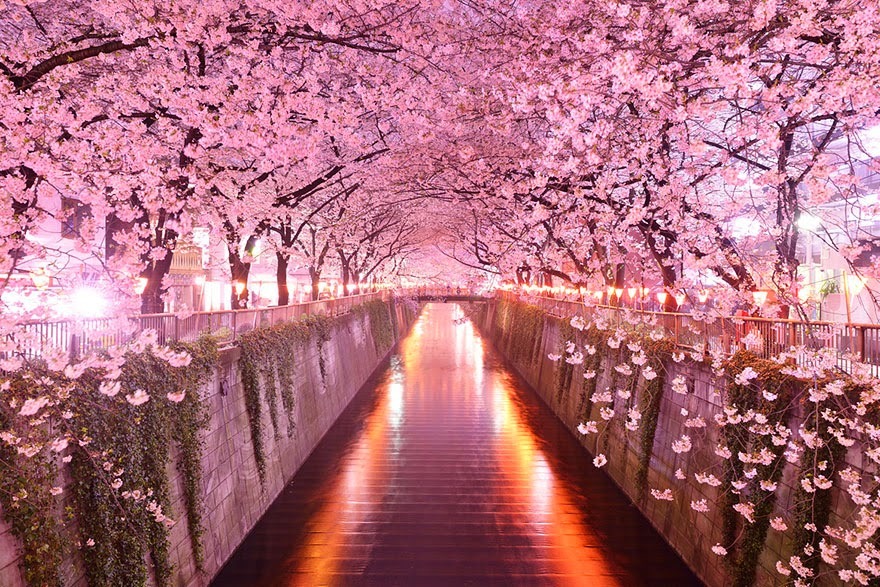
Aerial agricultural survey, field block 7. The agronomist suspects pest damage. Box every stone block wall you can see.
[476,298,859,587]
[0,300,415,587]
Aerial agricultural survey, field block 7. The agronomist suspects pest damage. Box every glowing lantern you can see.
[30,268,50,290]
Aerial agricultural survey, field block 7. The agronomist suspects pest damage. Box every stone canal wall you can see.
[0,299,416,587]
[474,297,867,587]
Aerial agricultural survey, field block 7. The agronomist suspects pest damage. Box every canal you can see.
[212,303,702,586]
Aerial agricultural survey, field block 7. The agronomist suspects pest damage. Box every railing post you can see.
[674,316,680,347]
[859,327,866,362]
[789,322,797,350]
[69,333,78,362]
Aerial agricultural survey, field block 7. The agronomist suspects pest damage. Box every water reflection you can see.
[212,303,701,586]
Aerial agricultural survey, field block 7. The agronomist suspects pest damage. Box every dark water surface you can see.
[212,303,703,586]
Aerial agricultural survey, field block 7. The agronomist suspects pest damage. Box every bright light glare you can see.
[797,213,822,232]
[730,216,761,237]
[67,287,107,318]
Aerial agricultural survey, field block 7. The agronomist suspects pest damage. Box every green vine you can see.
[720,350,797,587]
[72,337,217,587]
[357,300,394,353]
[635,363,666,493]
[239,312,332,484]
[0,335,219,587]
[168,338,217,569]
[788,379,855,583]
[0,402,62,587]
[554,320,577,404]
[238,301,393,486]
[574,327,604,422]
[490,297,546,366]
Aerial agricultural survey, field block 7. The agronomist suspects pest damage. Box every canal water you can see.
[212,303,702,586]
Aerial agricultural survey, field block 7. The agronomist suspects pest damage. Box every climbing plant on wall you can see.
[239,312,332,484]
[490,294,880,585]
[357,300,394,353]
[238,300,396,485]
[634,340,674,493]
[0,334,218,587]
[0,405,62,587]
[718,351,798,587]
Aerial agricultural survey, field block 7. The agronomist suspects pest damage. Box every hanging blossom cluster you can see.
[562,305,880,584]
[0,327,193,508]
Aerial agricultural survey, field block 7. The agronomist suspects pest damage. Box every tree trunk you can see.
[276,251,290,306]
[229,250,251,309]
[309,266,321,301]
[139,236,176,314]
[338,249,351,295]
[140,262,170,314]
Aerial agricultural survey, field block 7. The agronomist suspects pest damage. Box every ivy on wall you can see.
[554,321,577,404]
[632,338,674,494]
[788,380,861,580]
[238,300,397,485]
[0,336,218,587]
[719,351,797,587]
[490,297,545,367]
[0,406,62,587]
[239,313,332,484]
[355,300,394,353]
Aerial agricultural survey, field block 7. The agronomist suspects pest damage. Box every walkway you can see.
[212,303,701,586]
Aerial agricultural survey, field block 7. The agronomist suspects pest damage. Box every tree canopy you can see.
[1,0,879,317]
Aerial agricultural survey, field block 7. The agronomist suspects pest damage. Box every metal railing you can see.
[503,291,880,367]
[405,286,488,298]
[14,292,386,360]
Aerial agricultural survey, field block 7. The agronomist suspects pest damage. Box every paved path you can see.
[212,303,702,586]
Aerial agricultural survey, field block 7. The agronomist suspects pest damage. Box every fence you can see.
[408,286,487,298]
[15,289,879,369]
[503,291,880,368]
[14,292,386,360]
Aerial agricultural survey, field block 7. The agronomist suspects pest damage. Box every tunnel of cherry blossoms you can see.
[2,1,880,585]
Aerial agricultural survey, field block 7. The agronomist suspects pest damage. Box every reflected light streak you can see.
[388,380,404,430]
[282,366,396,584]
[473,334,619,579]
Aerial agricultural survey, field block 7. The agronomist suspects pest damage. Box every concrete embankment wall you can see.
[0,299,416,587]
[474,298,861,587]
